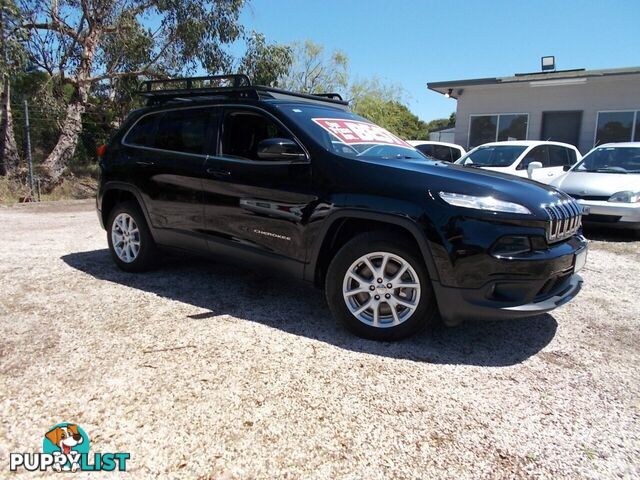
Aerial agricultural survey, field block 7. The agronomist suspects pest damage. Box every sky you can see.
[236,0,640,121]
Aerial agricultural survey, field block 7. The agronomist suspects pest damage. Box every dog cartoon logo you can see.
[10,422,129,472]
[43,423,90,472]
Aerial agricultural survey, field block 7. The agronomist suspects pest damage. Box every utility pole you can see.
[24,100,33,196]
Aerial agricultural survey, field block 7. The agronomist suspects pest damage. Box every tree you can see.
[350,79,427,140]
[280,40,348,94]
[239,31,292,86]
[424,113,456,136]
[0,0,24,176]
[19,0,245,186]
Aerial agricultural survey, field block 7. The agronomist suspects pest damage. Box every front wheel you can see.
[325,232,437,340]
[107,201,158,272]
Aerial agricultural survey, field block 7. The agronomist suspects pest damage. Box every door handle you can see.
[548,172,554,176]
[136,161,155,167]
[206,168,231,178]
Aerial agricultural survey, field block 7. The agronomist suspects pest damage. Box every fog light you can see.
[492,236,531,256]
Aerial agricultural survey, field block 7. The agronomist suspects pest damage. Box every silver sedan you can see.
[551,143,640,233]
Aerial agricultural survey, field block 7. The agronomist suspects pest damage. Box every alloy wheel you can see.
[342,251,421,328]
[111,213,141,263]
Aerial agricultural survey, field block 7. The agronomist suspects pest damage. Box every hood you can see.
[345,157,568,216]
[552,171,640,196]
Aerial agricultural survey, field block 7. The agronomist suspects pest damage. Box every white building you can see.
[427,65,640,153]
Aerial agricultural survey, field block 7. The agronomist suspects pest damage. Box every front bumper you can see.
[578,199,640,228]
[433,237,587,325]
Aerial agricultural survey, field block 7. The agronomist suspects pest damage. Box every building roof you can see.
[427,66,640,97]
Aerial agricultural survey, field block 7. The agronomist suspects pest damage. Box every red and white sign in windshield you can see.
[312,118,412,148]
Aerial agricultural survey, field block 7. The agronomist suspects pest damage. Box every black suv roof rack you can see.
[139,74,349,108]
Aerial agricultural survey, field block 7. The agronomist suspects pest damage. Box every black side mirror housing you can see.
[256,138,306,161]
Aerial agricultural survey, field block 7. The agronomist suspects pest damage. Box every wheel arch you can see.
[306,211,440,287]
[99,182,153,234]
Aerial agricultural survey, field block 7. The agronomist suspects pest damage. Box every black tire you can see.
[325,232,437,340]
[106,201,158,272]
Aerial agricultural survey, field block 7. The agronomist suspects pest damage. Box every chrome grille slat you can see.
[545,198,582,243]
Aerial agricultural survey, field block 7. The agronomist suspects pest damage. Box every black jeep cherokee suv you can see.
[96,75,587,340]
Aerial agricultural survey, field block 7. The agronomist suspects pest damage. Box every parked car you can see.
[97,75,587,340]
[455,141,581,184]
[407,140,465,162]
[551,143,640,233]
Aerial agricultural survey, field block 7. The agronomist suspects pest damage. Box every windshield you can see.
[457,145,527,167]
[277,104,430,161]
[573,146,640,174]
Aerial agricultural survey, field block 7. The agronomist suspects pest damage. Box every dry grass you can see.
[0,175,97,204]
[0,176,30,203]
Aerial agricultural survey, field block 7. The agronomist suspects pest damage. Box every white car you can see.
[407,140,466,163]
[551,142,640,233]
[455,141,582,184]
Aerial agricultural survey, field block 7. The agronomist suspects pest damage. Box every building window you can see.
[595,111,639,145]
[469,113,528,148]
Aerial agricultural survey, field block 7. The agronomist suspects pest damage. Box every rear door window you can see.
[416,144,434,158]
[548,145,570,167]
[433,145,453,162]
[152,108,213,155]
[519,146,549,169]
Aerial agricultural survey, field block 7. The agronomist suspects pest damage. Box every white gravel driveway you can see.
[0,200,638,479]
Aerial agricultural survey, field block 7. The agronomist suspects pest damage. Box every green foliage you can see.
[424,113,456,135]
[354,98,428,140]
[20,0,247,79]
[274,45,454,140]
[349,79,427,140]
[10,71,62,164]
[280,40,348,94]
[0,0,27,75]
[239,32,292,86]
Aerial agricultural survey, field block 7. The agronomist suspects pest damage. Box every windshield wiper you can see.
[595,167,628,174]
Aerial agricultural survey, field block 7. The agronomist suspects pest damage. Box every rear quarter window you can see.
[548,145,570,167]
[124,113,157,147]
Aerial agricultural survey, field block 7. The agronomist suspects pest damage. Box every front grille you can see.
[545,199,583,243]
[569,194,608,201]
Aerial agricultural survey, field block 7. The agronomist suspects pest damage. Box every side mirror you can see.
[256,138,306,161]
[563,164,571,171]
[526,161,543,177]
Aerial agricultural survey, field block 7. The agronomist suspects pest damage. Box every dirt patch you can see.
[0,202,638,479]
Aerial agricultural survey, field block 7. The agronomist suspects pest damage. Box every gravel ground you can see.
[0,200,638,479]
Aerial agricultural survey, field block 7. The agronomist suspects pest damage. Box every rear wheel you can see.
[326,232,437,340]
[107,201,158,272]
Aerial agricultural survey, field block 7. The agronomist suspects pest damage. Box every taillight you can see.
[97,144,107,157]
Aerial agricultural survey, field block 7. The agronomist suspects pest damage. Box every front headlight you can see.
[608,191,640,203]
[438,192,532,214]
